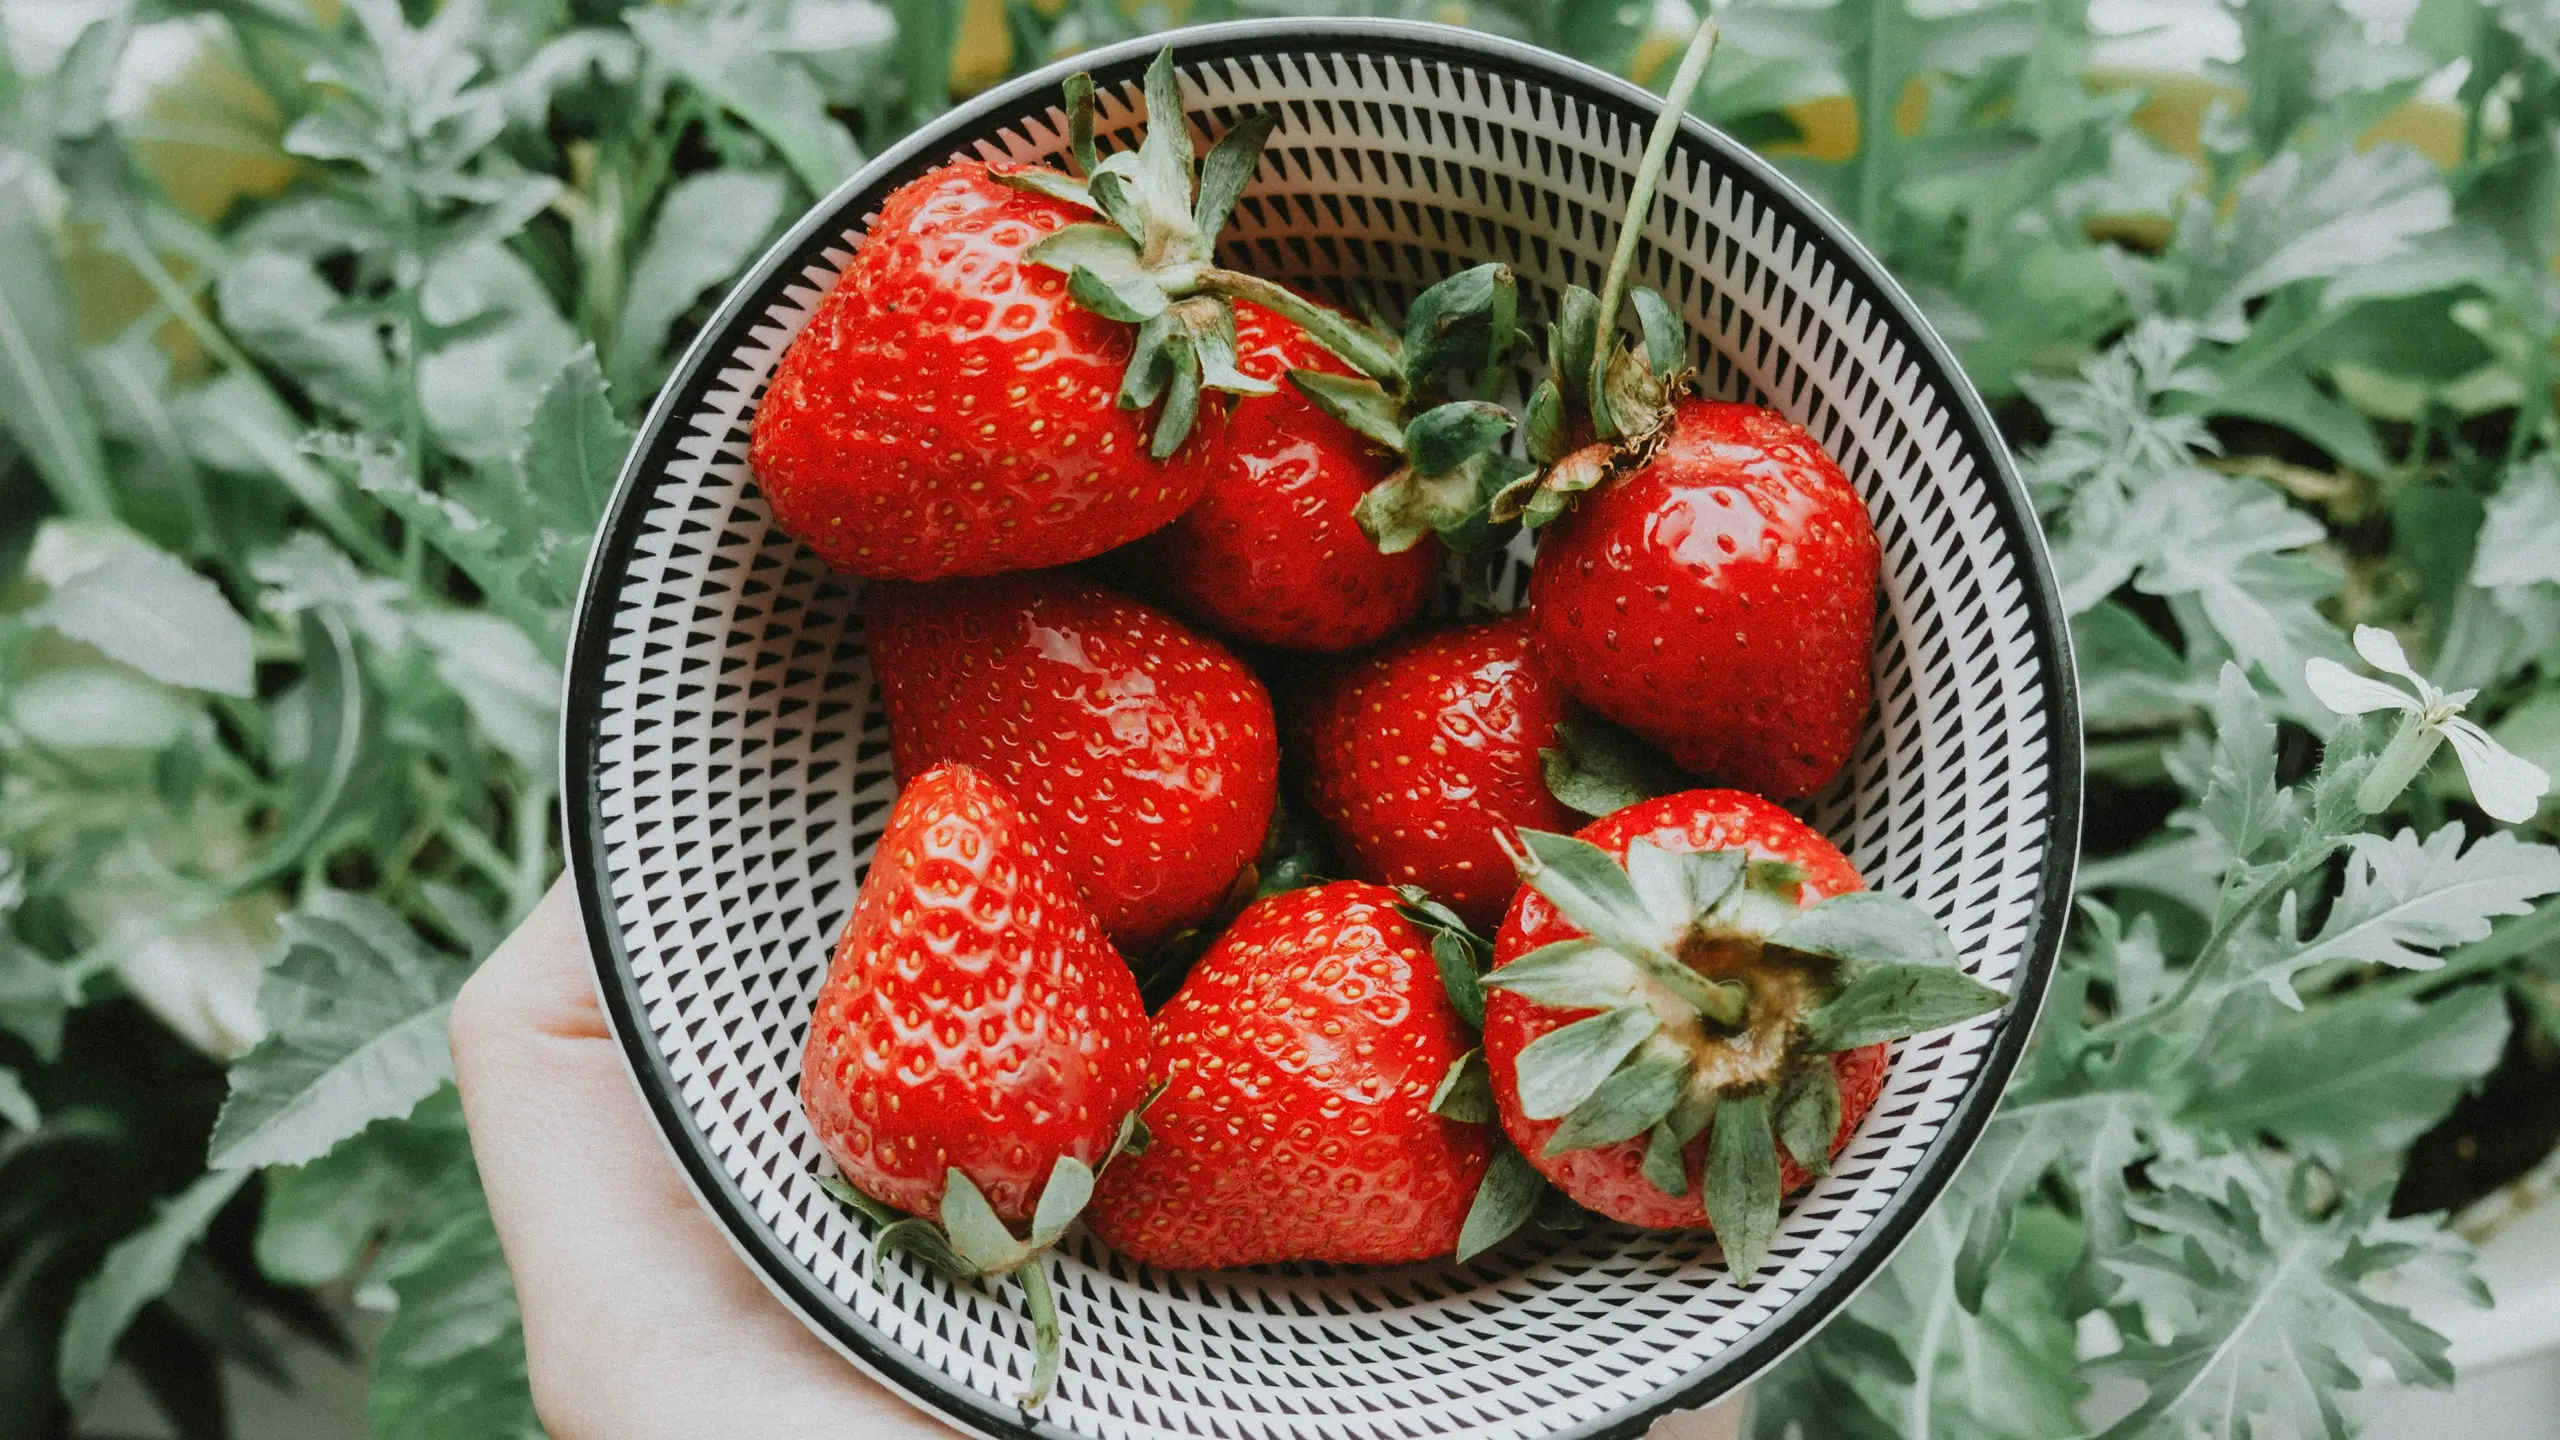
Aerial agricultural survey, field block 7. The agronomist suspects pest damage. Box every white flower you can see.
[2305,625,2552,824]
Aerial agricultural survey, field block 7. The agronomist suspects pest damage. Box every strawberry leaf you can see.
[1543,1043,1688,1155]
[1288,371,1407,450]
[1511,1004,1657,1119]
[1505,828,1677,957]
[1400,264,1520,392]
[1540,716,1688,816]
[938,1168,1032,1275]
[1775,1060,1843,1178]
[1482,940,1646,1011]
[1456,1143,1546,1263]
[1803,964,2008,1053]
[1028,1156,1095,1250]
[1766,889,1964,972]
[1641,1119,1691,1196]
[1026,224,1147,285]
[1430,1048,1498,1123]
[1705,1091,1780,1283]
[1192,110,1278,243]
[1402,400,1514,475]
[1432,931,1488,1031]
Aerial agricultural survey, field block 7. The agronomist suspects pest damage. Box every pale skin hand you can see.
[448,879,949,1440]
[450,878,1740,1440]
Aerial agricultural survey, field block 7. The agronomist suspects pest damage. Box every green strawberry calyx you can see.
[998,49,1529,546]
[1486,18,1724,530]
[815,1101,1153,1410]
[1482,827,2007,1282]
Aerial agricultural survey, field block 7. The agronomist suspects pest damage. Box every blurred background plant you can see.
[0,0,2554,1436]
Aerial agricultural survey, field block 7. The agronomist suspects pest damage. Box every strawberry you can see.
[1298,615,1581,927]
[802,762,1150,1220]
[752,50,1317,581]
[1472,789,2005,1280]
[1086,881,1494,1268]
[1524,403,1878,798]
[1490,22,1879,799]
[1120,302,1436,651]
[866,572,1280,953]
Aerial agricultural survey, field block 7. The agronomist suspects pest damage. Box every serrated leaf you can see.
[610,170,788,391]
[1705,1092,1780,1283]
[257,1090,466,1286]
[1430,1048,1497,1123]
[2200,661,2283,862]
[58,1169,252,1400]
[31,543,255,697]
[2254,826,2560,1006]
[627,9,860,195]
[207,894,467,1170]
[2163,145,2451,340]
[1511,1005,1658,1120]
[367,1148,542,1440]
[1544,1044,1686,1155]
[1775,1060,1842,1176]
[1456,1144,1543,1262]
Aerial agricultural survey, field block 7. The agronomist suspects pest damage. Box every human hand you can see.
[449,878,950,1440]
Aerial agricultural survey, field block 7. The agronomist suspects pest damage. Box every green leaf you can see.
[2254,826,2560,1006]
[1540,716,1689,816]
[1401,264,1519,389]
[410,610,561,774]
[1430,1048,1498,1124]
[1288,370,1406,450]
[257,1090,467,1287]
[1768,890,1964,972]
[1704,1092,1780,1283]
[873,1216,969,1279]
[57,1169,251,1400]
[2161,145,2451,339]
[208,893,467,1170]
[0,172,113,518]
[1482,940,1646,1010]
[1544,1044,1687,1155]
[1353,449,1519,553]
[1027,1156,1094,1250]
[367,1149,542,1440]
[2089,1165,2472,1440]
[1775,1060,1842,1177]
[1066,264,1167,323]
[1805,964,2008,1052]
[1547,286,1601,413]
[627,9,861,195]
[1641,1119,1691,1196]
[0,1064,35,1132]
[1192,110,1277,242]
[1027,222,1149,285]
[1507,828,1674,957]
[939,1168,1031,1275]
[1511,1004,1658,1121]
[216,249,393,417]
[1402,400,1514,476]
[609,170,789,392]
[30,543,255,697]
[2181,986,2509,1170]
[1456,1143,1544,1262]
[1630,288,1684,377]
[1432,930,1486,1030]
[2200,661,2283,862]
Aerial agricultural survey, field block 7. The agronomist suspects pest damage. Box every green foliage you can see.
[0,0,2552,1437]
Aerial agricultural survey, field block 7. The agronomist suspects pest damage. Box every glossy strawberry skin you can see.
[751,162,1225,581]
[1298,615,1581,929]
[800,764,1151,1224]
[1087,882,1493,1268]
[1529,401,1880,799]
[1482,790,1888,1228]
[866,573,1280,954]
[1122,303,1435,651]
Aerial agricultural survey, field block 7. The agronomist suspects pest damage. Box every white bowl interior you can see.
[569,24,2072,1440]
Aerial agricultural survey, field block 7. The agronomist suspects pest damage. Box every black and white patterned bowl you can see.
[563,19,2081,1440]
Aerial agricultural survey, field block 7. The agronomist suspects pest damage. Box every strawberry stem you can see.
[1014,1258,1063,1410]
[1589,18,1721,441]
[1179,265,1404,382]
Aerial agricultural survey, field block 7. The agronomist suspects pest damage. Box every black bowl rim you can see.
[561,17,2084,1440]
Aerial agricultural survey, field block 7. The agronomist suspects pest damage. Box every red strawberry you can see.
[1298,615,1580,928]
[1121,302,1436,651]
[1527,401,1878,798]
[800,763,1150,1224]
[1475,790,2003,1279]
[1086,882,1493,1268]
[750,160,1228,581]
[1489,22,1878,799]
[866,573,1280,953]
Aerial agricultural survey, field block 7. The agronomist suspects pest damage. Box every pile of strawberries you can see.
[761,28,2005,1407]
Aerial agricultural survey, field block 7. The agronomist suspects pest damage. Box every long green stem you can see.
[1589,19,1722,439]
[1013,1258,1062,1410]
[2083,840,2345,1046]
[1181,266,1403,381]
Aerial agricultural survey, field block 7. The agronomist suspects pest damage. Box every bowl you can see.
[562,19,2082,1440]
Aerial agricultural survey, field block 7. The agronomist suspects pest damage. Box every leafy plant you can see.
[0,0,2553,1437]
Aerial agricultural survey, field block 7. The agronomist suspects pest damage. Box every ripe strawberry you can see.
[1476,789,2004,1280]
[1120,302,1436,651]
[801,763,1150,1224]
[1086,882,1493,1268]
[1298,615,1580,927]
[866,573,1280,953]
[1490,23,1879,799]
[1526,402,1878,798]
